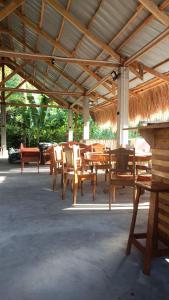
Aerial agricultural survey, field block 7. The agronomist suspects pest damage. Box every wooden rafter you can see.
[0,0,24,21]
[34,0,45,80]
[86,74,112,95]
[57,0,103,87]
[46,0,72,82]
[7,59,70,109]
[0,61,27,86]
[13,11,114,93]
[143,64,169,84]
[5,77,28,100]
[124,26,169,66]
[46,0,121,62]
[117,0,169,51]
[89,4,144,74]
[138,0,169,27]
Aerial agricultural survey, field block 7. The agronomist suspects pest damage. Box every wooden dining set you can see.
[48,142,152,207]
[19,141,169,275]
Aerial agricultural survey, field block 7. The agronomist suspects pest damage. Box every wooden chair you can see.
[90,143,110,184]
[51,145,64,191]
[91,143,105,153]
[62,145,96,205]
[108,147,136,210]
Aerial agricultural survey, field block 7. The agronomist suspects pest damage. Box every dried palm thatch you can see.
[92,82,169,131]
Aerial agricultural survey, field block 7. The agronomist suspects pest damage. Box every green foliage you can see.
[2,66,116,148]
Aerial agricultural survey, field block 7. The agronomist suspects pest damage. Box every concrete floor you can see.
[0,159,169,300]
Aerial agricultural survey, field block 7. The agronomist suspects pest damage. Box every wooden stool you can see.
[126,181,169,275]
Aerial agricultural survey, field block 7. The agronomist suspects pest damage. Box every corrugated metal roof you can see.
[42,4,62,39]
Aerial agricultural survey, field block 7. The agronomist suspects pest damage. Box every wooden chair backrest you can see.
[64,145,81,171]
[52,145,63,166]
[109,147,135,175]
[91,143,105,153]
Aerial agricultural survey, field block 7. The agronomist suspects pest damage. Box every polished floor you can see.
[0,159,168,300]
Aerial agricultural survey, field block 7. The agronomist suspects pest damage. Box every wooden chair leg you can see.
[73,182,78,205]
[92,175,96,201]
[109,185,112,210]
[21,161,24,174]
[62,174,68,200]
[95,169,98,185]
[143,192,159,275]
[112,185,116,202]
[81,180,83,196]
[52,169,57,191]
[126,186,141,255]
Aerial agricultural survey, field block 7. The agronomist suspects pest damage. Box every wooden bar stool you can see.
[126,181,169,275]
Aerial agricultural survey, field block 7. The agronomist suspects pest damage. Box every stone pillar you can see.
[83,97,90,141]
[117,67,129,147]
[1,61,7,152]
[68,109,73,141]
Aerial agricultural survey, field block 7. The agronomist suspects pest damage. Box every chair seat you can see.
[137,174,152,182]
[136,181,169,193]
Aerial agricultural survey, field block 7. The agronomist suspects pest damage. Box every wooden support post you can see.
[1,59,7,152]
[68,109,73,142]
[117,67,129,147]
[83,97,90,141]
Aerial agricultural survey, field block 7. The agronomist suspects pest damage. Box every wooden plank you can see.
[125,27,169,66]
[0,0,24,21]
[152,148,169,156]
[158,223,169,236]
[0,49,119,67]
[0,101,59,109]
[159,213,169,225]
[0,87,84,96]
[139,0,169,27]
[152,159,169,167]
[159,203,169,213]
[47,0,121,62]
[152,169,169,180]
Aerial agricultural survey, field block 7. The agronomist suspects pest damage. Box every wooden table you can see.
[84,152,151,164]
[20,146,40,174]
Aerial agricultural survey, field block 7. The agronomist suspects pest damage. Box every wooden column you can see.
[117,67,129,147]
[1,60,6,151]
[68,109,73,142]
[83,97,90,141]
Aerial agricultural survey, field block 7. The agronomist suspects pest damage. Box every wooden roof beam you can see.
[124,26,169,66]
[142,64,169,83]
[13,11,114,93]
[117,0,169,51]
[46,0,121,62]
[5,77,28,100]
[6,59,70,109]
[0,61,27,86]
[0,87,84,96]
[1,101,59,109]
[0,49,119,67]
[0,0,24,21]
[138,0,169,27]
